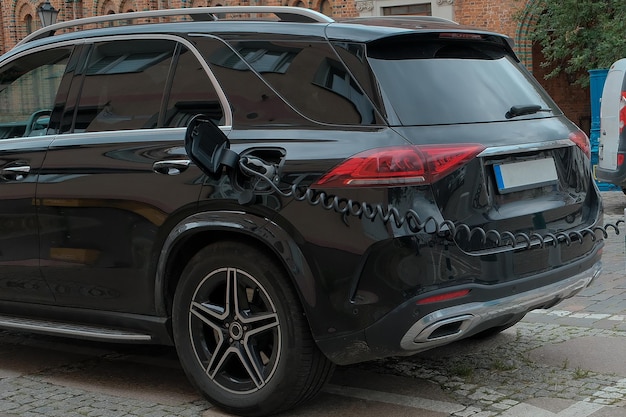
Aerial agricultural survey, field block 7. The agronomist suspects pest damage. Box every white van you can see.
[598,59,626,191]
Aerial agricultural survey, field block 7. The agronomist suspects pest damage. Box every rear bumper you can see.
[399,260,601,349]
[596,163,626,187]
[317,252,602,365]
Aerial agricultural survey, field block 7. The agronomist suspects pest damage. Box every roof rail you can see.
[345,15,459,25]
[387,15,459,24]
[402,16,459,24]
[17,6,334,46]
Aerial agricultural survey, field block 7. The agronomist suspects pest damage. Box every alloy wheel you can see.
[188,266,281,394]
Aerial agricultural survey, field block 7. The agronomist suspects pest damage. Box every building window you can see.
[382,3,431,16]
[320,0,331,16]
[25,14,33,34]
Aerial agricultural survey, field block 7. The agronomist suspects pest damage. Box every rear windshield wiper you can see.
[505,104,552,119]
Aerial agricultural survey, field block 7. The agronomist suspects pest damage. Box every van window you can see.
[0,47,71,137]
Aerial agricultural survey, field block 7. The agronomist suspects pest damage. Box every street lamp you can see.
[37,1,59,27]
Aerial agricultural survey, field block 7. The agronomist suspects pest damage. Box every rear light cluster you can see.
[618,91,626,168]
[569,130,591,159]
[416,289,471,305]
[314,144,485,188]
[439,33,483,40]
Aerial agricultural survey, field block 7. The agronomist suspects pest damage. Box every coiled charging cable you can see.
[239,156,624,251]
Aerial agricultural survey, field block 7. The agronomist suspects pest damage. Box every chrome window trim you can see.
[0,39,83,75]
[478,139,574,157]
[49,126,232,142]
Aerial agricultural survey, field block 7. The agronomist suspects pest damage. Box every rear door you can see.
[37,37,226,314]
[599,59,626,172]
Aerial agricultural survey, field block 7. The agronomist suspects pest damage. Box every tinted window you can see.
[331,42,384,119]
[221,40,382,125]
[0,47,71,137]
[50,45,88,134]
[195,37,310,128]
[74,39,175,132]
[163,47,224,127]
[367,35,561,126]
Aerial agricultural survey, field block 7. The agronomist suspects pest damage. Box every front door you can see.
[0,46,73,303]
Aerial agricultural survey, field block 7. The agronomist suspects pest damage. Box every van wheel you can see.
[172,241,334,417]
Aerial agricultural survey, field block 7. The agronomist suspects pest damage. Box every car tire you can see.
[172,240,334,417]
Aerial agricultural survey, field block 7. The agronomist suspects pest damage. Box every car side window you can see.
[222,40,384,126]
[0,47,72,138]
[163,46,225,127]
[74,39,176,132]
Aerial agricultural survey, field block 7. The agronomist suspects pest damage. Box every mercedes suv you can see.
[0,6,603,416]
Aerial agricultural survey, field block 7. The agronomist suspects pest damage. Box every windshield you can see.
[367,36,560,126]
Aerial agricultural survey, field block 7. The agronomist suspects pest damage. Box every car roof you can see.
[6,6,508,57]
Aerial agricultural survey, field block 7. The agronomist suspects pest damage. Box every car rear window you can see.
[366,34,560,126]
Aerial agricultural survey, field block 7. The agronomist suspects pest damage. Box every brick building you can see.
[0,0,590,133]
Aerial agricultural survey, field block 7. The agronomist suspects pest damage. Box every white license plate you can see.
[493,157,558,194]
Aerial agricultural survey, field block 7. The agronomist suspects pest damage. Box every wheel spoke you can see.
[205,335,231,379]
[235,344,266,388]
[190,301,226,328]
[207,344,266,388]
[226,267,238,319]
[243,312,279,336]
[189,302,230,376]
[231,268,255,323]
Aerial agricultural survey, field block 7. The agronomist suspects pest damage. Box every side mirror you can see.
[599,59,626,171]
[184,115,239,176]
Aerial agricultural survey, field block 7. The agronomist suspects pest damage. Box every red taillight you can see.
[314,144,485,188]
[569,130,591,159]
[416,289,471,305]
[439,33,484,40]
[618,153,625,167]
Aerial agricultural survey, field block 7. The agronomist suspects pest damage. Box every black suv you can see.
[0,6,603,416]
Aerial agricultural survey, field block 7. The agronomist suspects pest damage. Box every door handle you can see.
[1,164,31,181]
[153,159,191,175]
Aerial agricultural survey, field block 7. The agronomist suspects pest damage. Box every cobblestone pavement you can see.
[0,192,625,417]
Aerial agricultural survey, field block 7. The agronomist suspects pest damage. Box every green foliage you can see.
[524,0,626,86]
